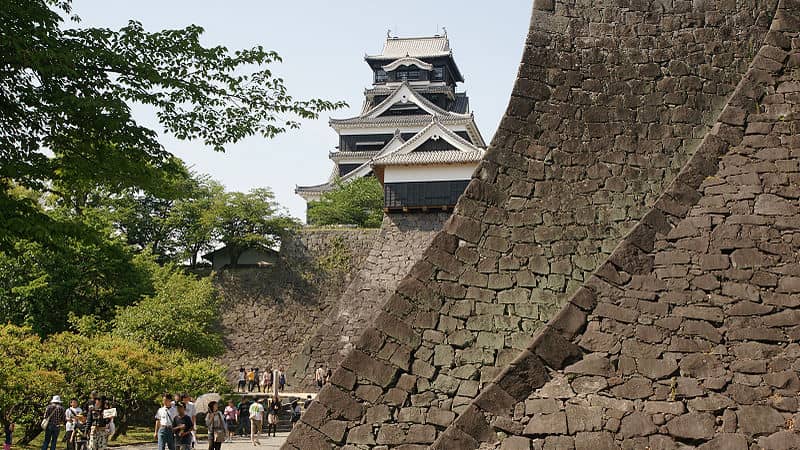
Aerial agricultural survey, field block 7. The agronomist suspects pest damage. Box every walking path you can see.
[113,435,289,450]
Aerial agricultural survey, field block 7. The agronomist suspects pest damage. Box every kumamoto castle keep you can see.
[267,0,800,447]
[296,32,487,212]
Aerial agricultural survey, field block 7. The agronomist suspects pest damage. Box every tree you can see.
[168,177,225,267]
[215,188,298,267]
[0,325,229,444]
[113,264,224,356]
[307,176,384,228]
[0,0,345,251]
[0,231,156,337]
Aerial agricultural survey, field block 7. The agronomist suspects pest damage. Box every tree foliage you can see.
[0,325,229,444]
[307,176,384,228]
[113,264,223,357]
[0,0,345,250]
[215,188,299,267]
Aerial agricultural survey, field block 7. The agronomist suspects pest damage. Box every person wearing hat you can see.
[41,396,66,450]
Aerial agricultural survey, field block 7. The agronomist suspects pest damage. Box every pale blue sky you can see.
[69,0,532,219]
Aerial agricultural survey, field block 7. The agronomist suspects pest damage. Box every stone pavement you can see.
[113,434,288,450]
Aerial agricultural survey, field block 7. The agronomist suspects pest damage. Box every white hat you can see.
[51,395,62,404]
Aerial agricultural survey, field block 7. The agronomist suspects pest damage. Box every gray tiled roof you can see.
[367,36,451,60]
[330,114,473,127]
[329,150,381,160]
[372,150,484,166]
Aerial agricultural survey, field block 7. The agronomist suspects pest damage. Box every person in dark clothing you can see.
[42,396,66,450]
[252,368,260,393]
[171,403,193,450]
[265,395,281,438]
[86,397,111,450]
[4,421,14,450]
[235,398,251,436]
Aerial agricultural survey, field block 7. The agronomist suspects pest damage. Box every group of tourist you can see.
[31,392,115,450]
[313,366,333,390]
[153,393,204,450]
[223,395,309,446]
[236,367,286,393]
[8,389,310,450]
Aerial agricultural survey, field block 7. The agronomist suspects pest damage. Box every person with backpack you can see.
[154,393,176,450]
[65,399,83,450]
[41,396,66,450]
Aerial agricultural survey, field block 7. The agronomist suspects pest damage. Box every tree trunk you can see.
[20,424,41,445]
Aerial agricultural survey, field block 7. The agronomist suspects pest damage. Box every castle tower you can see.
[296,33,486,212]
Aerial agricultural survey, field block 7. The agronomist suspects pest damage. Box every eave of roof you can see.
[371,150,484,166]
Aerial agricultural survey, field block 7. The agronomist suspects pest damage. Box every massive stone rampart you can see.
[284,0,791,447]
[289,213,448,388]
[216,228,377,380]
[436,1,800,448]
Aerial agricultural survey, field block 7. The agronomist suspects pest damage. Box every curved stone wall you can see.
[283,0,788,447]
[437,1,800,448]
[289,213,449,388]
[216,228,377,380]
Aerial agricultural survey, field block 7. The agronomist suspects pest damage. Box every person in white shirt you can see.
[248,399,264,446]
[314,367,325,390]
[65,398,83,450]
[154,394,176,450]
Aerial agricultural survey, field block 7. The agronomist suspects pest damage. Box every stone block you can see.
[523,412,567,436]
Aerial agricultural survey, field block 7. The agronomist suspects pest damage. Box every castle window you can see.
[432,66,445,81]
[375,69,388,83]
[397,69,422,81]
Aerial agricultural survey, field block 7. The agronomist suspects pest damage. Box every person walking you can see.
[236,369,246,393]
[204,402,227,450]
[65,399,83,450]
[179,395,196,449]
[252,369,260,392]
[259,371,269,394]
[265,395,281,438]
[222,401,237,443]
[246,369,255,393]
[234,398,251,437]
[277,368,285,392]
[171,403,193,450]
[41,396,66,450]
[264,369,273,393]
[290,401,301,429]
[154,394,176,450]
[314,367,324,390]
[248,399,264,446]
[86,397,110,450]
[325,368,332,385]
[3,420,14,450]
